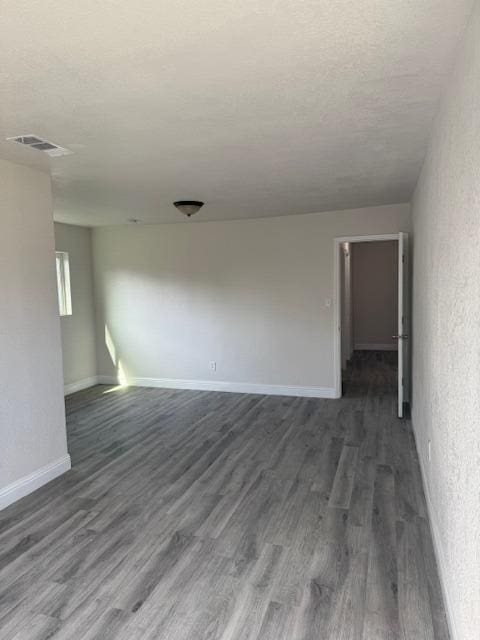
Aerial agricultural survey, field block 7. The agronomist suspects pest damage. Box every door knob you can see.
[392,334,408,339]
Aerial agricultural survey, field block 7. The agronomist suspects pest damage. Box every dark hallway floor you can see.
[0,353,449,639]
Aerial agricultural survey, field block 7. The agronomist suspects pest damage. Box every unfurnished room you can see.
[0,2,479,639]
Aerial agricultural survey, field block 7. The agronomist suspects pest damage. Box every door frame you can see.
[333,234,399,399]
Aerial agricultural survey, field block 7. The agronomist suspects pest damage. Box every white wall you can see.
[92,203,410,396]
[54,223,97,393]
[0,159,70,509]
[351,240,398,350]
[411,3,480,638]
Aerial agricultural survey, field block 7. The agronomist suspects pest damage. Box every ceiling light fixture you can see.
[173,201,204,217]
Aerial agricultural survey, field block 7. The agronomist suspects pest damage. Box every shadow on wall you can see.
[104,325,129,393]
[97,267,319,389]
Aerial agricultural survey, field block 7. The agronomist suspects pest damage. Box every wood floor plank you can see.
[417,517,450,640]
[396,518,435,640]
[362,464,400,640]
[219,543,284,640]
[255,600,297,640]
[328,444,359,509]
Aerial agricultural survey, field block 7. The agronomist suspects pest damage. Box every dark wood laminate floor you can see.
[0,352,449,639]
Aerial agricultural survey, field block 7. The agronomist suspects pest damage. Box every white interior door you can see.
[397,232,409,417]
[341,243,353,369]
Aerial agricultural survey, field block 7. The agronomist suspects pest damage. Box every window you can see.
[55,251,72,316]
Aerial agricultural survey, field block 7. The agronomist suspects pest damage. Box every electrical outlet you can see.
[210,361,216,372]
[428,440,432,462]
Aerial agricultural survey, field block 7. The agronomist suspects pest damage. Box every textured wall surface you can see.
[0,159,68,489]
[411,3,480,637]
[92,204,410,392]
[54,223,97,388]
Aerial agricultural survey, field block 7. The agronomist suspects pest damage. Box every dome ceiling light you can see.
[173,201,204,217]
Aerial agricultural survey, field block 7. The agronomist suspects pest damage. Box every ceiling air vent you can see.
[13,135,43,145]
[6,134,73,157]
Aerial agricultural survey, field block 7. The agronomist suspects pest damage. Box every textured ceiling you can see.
[0,1,473,226]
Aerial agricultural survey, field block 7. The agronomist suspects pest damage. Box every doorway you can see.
[333,233,410,417]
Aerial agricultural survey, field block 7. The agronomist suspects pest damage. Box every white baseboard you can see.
[0,454,71,511]
[411,426,457,640]
[354,343,398,351]
[64,376,99,395]
[97,375,337,399]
